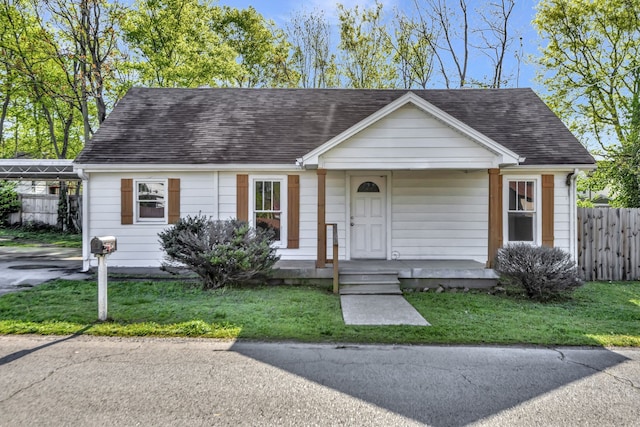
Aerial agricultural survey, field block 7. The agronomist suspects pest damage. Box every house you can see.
[73,88,595,277]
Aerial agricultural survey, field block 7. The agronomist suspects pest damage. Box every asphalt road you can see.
[0,335,638,426]
[0,246,86,296]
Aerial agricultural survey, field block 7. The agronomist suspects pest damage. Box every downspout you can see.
[76,168,91,272]
[567,169,579,261]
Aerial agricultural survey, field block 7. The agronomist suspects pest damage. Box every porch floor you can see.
[273,259,499,289]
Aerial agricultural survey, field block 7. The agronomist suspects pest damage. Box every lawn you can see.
[0,227,81,248]
[0,280,638,346]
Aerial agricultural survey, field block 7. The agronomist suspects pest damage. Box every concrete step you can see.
[339,272,400,285]
[339,284,402,295]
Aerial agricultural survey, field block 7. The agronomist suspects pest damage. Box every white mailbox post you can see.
[90,236,117,321]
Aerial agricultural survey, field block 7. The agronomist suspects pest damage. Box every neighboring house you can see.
[73,88,595,271]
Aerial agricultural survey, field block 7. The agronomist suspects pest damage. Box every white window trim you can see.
[249,175,287,248]
[134,178,168,224]
[502,175,542,245]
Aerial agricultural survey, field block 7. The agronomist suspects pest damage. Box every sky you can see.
[216,0,543,89]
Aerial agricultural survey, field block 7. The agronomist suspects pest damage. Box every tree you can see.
[534,0,640,207]
[390,10,435,89]
[337,1,396,89]
[0,0,83,160]
[215,6,296,88]
[121,0,238,87]
[286,8,337,88]
[408,0,518,88]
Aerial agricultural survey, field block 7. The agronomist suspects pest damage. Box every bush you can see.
[158,215,280,289]
[0,181,21,225]
[495,243,583,302]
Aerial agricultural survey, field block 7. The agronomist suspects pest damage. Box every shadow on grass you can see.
[230,341,630,427]
[0,325,93,366]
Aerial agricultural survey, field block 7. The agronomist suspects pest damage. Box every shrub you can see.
[0,181,21,225]
[158,215,280,289]
[495,243,583,302]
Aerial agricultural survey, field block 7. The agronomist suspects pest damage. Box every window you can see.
[506,179,536,242]
[253,179,285,244]
[357,181,380,193]
[136,180,166,222]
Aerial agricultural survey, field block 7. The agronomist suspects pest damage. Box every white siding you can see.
[87,171,217,267]
[391,170,489,263]
[320,105,499,169]
[278,171,320,260]
[553,172,571,252]
[325,171,347,260]
[86,168,576,267]
[87,170,320,267]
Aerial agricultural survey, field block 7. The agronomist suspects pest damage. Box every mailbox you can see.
[91,236,117,255]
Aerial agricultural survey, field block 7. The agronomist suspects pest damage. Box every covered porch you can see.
[273,259,499,290]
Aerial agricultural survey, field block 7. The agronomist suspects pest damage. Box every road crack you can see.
[551,347,640,392]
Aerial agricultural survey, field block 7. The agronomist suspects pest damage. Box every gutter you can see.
[568,168,579,261]
[76,168,91,272]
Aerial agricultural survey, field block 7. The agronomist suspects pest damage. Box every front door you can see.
[350,176,386,259]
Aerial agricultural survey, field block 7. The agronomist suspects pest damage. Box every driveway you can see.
[0,246,87,296]
[0,335,638,426]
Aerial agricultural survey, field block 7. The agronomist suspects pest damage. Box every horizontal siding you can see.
[87,168,576,267]
[320,105,498,169]
[278,172,318,260]
[391,170,489,263]
[88,170,320,267]
[325,171,347,259]
[87,172,218,267]
[553,173,571,252]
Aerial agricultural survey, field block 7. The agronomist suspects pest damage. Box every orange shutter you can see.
[168,178,180,224]
[121,179,133,225]
[542,175,555,247]
[237,174,249,222]
[287,175,300,249]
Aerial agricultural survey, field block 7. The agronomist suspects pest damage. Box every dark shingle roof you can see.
[75,88,595,166]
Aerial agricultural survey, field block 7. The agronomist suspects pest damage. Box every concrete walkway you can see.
[340,295,430,326]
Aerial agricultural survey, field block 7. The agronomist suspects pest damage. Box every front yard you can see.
[0,279,638,346]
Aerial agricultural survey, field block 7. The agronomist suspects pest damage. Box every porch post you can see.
[316,169,327,268]
[487,168,502,267]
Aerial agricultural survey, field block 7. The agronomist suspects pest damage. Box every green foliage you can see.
[534,0,640,207]
[337,1,397,88]
[215,6,297,87]
[158,215,280,289]
[0,181,20,224]
[495,243,583,302]
[121,0,238,88]
[0,224,81,247]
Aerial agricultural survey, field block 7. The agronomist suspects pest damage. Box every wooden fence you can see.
[9,194,58,226]
[577,207,640,281]
[8,194,81,230]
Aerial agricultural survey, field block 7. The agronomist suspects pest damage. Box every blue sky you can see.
[217,0,543,89]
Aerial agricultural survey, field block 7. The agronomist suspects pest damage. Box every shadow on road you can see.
[231,342,629,426]
[0,326,93,367]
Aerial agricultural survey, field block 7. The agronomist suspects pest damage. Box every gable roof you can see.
[74,87,595,167]
[300,91,523,168]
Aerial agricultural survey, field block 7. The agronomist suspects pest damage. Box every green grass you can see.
[0,227,81,248]
[0,280,638,346]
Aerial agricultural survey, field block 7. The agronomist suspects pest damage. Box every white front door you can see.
[350,176,386,259]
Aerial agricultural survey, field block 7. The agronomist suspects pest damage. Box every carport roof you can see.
[0,159,78,180]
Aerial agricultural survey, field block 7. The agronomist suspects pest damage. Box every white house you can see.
[73,88,595,273]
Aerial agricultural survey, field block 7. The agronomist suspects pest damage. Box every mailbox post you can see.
[90,236,117,321]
